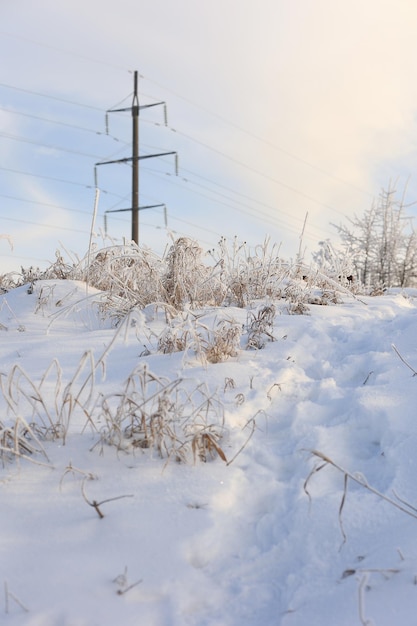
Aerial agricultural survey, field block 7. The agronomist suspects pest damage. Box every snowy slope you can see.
[1,280,417,626]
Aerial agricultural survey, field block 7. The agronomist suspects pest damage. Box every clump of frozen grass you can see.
[204,319,242,363]
[246,304,276,349]
[283,277,311,315]
[210,236,287,307]
[0,235,357,321]
[156,312,242,364]
[0,415,50,467]
[163,236,225,309]
[79,244,163,317]
[95,364,227,463]
[157,325,189,354]
[156,311,202,356]
[0,250,75,294]
[0,352,98,454]
[0,353,229,466]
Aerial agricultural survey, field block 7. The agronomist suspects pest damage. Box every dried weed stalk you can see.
[113,566,143,595]
[0,416,50,467]
[304,449,417,546]
[4,581,29,614]
[81,477,133,519]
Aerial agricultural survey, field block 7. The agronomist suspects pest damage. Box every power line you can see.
[142,160,337,239]
[0,77,366,221]
[0,105,124,141]
[141,80,374,200]
[0,56,361,251]
[0,213,89,235]
[0,81,104,111]
[0,193,96,218]
[0,30,131,73]
[0,31,374,202]
[0,166,125,199]
[164,127,351,218]
[0,121,352,230]
[0,131,102,159]
[141,118,357,220]
[142,166,331,244]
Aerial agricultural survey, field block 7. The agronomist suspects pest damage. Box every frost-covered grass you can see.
[1,239,417,625]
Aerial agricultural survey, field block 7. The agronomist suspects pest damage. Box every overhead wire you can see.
[141,166,326,244]
[0,130,102,159]
[0,42,367,253]
[0,77,360,225]
[0,30,131,73]
[0,29,375,203]
[0,192,98,218]
[0,213,90,235]
[139,82,374,200]
[141,119,353,219]
[0,81,104,111]
[0,104,122,142]
[0,73,372,217]
[0,165,126,200]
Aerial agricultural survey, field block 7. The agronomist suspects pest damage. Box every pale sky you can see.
[1,0,417,271]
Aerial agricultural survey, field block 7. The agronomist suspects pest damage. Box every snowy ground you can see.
[2,280,417,625]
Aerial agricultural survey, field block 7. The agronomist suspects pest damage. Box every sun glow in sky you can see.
[1,0,417,271]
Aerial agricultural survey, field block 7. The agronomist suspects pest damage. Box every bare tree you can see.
[333,186,417,288]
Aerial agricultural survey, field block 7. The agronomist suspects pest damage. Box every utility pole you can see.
[95,71,178,245]
[131,71,139,243]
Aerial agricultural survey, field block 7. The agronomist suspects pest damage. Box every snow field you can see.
[1,281,417,624]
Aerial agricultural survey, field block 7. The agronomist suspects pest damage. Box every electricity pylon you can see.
[96,70,177,244]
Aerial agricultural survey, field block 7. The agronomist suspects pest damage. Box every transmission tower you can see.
[95,70,177,244]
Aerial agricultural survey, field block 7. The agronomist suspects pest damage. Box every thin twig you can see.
[81,478,133,519]
[308,450,417,521]
[392,489,417,514]
[59,462,97,491]
[338,473,348,546]
[358,573,371,625]
[116,579,143,595]
[392,343,417,376]
[4,581,29,614]
[226,414,259,466]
